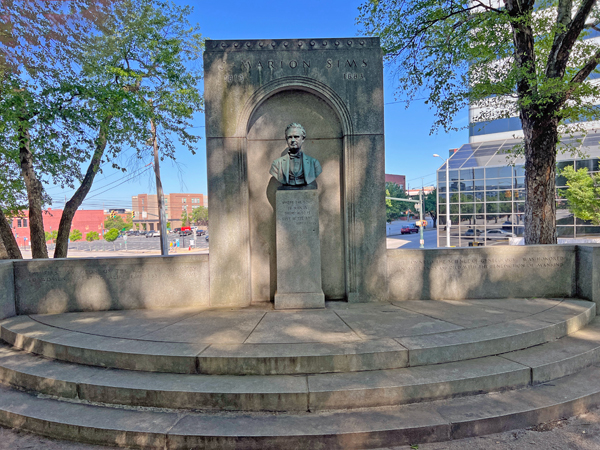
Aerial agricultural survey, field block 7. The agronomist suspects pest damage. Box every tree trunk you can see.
[429,211,437,228]
[0,209,22,259]
[18,119,48,258]
[54,115,112,258]
[523,116,559,244]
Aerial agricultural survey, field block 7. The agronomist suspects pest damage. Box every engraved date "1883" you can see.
[344,73,365,80]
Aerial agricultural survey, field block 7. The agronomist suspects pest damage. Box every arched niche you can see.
[246,89,346,301]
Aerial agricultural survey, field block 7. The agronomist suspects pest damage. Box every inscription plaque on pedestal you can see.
[275,189,325,309]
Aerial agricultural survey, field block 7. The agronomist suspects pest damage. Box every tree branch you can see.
[546,0,597,78]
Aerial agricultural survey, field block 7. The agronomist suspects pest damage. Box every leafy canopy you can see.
[104,228,120,242]
[386,182,413,223]
[560,165,600,224]
[69,229,82,241]
[86,231,100,242]
[358,0,600,134]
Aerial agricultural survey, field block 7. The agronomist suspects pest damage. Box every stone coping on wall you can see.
[1,245,599,319]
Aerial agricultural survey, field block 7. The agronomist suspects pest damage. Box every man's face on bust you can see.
[286,127,304,154]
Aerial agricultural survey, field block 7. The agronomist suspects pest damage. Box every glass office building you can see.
[436,132,600,247]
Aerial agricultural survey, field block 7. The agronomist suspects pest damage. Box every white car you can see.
[145,231,161,238]
[484,229,515,240]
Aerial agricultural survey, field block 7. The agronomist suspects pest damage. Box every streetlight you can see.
[433,154,451,247]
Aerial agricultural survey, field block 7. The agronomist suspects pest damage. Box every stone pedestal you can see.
[275,189,325,309]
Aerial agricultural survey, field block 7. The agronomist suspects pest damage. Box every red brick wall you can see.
[10,209,105,246]
[385,174,406,189]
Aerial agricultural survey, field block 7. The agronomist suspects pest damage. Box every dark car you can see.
[205,234,209,242]
[195,229,205,236]
[464,229,483,237]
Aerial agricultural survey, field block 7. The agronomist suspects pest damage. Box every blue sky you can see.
[50,0,468,211]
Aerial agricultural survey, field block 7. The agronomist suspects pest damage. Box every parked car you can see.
[204,234,209,242]
[173,227,181,234]
[179,226,192,236]
[145,231,161,238]
[484,229,515,240]
[401,225,419,234]
[464,228,483,237]
[195,229,206,236]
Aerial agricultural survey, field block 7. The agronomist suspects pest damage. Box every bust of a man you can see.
[269,123,322,189]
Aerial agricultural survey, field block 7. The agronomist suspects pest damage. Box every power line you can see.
[84,166,153,201]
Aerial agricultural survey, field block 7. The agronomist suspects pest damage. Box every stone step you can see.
[1,317,600,412]
[1,363,600,449]
[0,299,594,375]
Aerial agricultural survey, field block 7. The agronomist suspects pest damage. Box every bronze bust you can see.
[269,123,322,189]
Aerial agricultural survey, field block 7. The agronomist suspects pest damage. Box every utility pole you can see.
[419,188,424,249]
[150,117,169,256]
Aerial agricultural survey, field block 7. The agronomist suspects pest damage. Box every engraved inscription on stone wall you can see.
[394,255,568,272]
[23,266,202,284]
[279,199,315,224]
[219,58,369,83]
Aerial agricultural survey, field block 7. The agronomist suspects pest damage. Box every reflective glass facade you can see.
[436,132,600,247]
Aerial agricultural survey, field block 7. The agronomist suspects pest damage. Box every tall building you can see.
[131,193,207,231]
[436,132,600,247]
[436,20,600,247]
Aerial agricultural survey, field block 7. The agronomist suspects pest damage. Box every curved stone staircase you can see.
[0,298,598,449]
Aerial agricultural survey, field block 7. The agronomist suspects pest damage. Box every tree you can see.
[69,229,82,241]
[359,0,600,244]
[181,211,189,227]
[45,230,58,242]
[191,206,208,227]
[85,230,99,250]
[385,182,413,223]
[52,0,203,258]
[0,1,108,258]
[104,215,126,232]
[559,165,600,223]
[104,228,119,242]
[86,231,100,242]
[424,189,437,228]
[0,0,203,259]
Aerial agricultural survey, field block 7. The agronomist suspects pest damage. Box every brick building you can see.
[385,174,406,190]
[131,193,207,231]
[10,209,105,247]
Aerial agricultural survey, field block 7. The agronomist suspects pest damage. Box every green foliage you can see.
[386,182,413,223]
[104,228,119,242]
[44,230,58,242]
[104,215,126,232]
[191,206,208,226]
[0,0,204,256]
[559,165,600,224]
[423,189,437,227]
[86,231,99,242]
[166,221,171,230]
[69,229,82,241]
[181,211,189,227]
[82,0,204,163]
[358,0,600,135]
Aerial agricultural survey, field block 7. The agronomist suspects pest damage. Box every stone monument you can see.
[270,123,325,309]
[204,38,388,306]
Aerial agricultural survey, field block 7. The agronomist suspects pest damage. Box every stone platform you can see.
[0,298,600,448]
